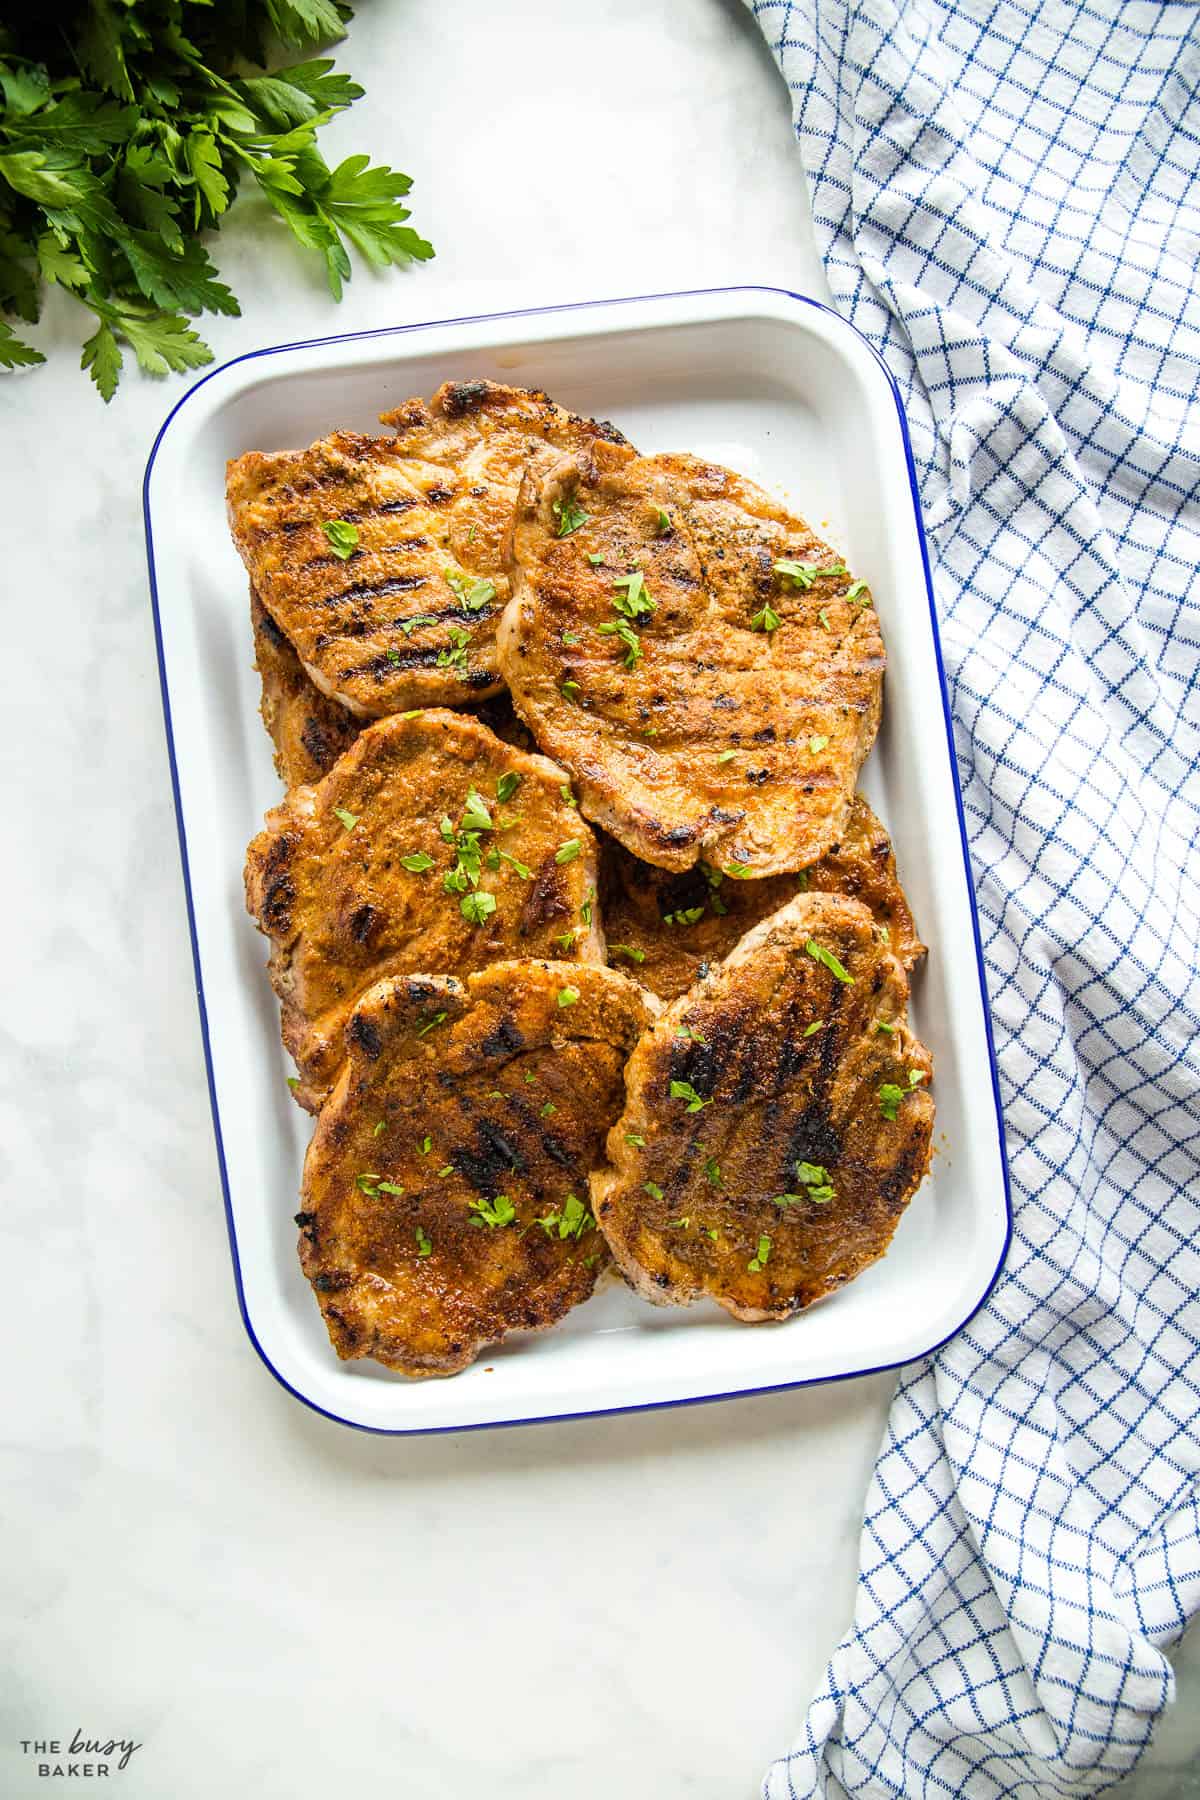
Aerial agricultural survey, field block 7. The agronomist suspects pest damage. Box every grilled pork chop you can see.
[298,961,656,1376]
[251,587,361,788]
[245,710,604,1112]
[591,892,933,1320]
[500,449,884,873]
[227,381,634,719]
[601,795,924,1000]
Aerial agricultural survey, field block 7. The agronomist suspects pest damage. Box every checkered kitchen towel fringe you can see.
[746,2,1200,1795]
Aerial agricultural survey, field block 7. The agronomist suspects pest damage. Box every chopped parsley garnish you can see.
[553,495,589,537]
[444,567,496,612]
[675,1025,707,1044]
[806,938,854,984]
[818,608,831,631]
[416,1011,448,1038]
[609,943,646,963]
[747,1234,772,1273]
[809,734,829,754]
[496,849,533,880]
[669,1079,710,1113]
[725,861,753,878]
[436,625,471,670]
[796,1161,836,1203]
[773,559,848,589]
[705,1158,722,1187]
[562,630,580,645]
[581,889,595,925]
[373,1119,387,1137]
[555,839,582,864]
[438,1164,455,1178]
[461,890,498,926]
[418,1136,432,1155]
[625,1133,647,1147]
[557,986,580,1008]
[878,1083,906,1120]
[355,1171,382,1194]
[322,520,359,559]
[401,710,424,720]
[286,1076,300,1093]
[561,679,581,699]
[663,906,704,927]
[587,552,605,565]
[846,579,869,601]
[496,771,522,803]
[469,1193,517,1229]
[377,1180,405,1196]
[400,850,435,873]
[597,617,644,668]
[643,1180,664,1201]
[750,603,781,634]
[461,789,493,831]
[398,614,437,636]
[524,1071,537,1084]
[670,1216,691,1230]
[333,807,359,830]
[803,1020,825,1038]
[540,1101,557,1117]
[415,1227,433,1257]
[612,570,655,619]
[655,507,673,534]
[561,784,577,807]
[717,749,737,764]
[554,928,578,951]
[875,1020,897,1035]
[536,1193,595,1240]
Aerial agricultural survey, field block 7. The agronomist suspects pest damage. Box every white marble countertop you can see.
[2,2,1195,1794]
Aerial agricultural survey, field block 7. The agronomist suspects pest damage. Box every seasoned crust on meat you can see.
[251,586,361,787]
[245,709,604,1112]
[591,893,933,1320]
[227,381,635,719]
[499,449,884,873]
[299,961,657,1376]
[601,795,924,1000]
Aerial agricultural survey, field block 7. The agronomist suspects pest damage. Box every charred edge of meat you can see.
[347,1013,383,1060]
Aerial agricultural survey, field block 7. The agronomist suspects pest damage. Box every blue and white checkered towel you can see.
[746,2,1200,1794]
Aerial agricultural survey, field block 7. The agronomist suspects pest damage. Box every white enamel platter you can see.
[144,286,1012,1434]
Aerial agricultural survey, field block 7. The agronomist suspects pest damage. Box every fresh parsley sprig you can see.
[0,3,433,398]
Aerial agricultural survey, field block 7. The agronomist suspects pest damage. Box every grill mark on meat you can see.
[327,574,431,604]
[347,1013,383,1059]
[518,861,570,934]
[480,1015,525,1058]
[378,496,419,515]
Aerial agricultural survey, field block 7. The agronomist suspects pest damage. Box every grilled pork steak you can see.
[244,710,604,1112]
[227,381,634,719]
[600,795,924,1001]
[500,449,884,874]
[298,961,656,1376]
[591,893,933,1320]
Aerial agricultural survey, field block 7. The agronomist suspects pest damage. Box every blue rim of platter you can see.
[142,285,1014,1435]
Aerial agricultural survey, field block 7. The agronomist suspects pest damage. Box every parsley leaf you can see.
[747,1234,772,1273]
[805,938,854,984]
[555,839,582,864]
[612,570,655,619]
[609,943,646,963]
[469,1193,516,1229]
[878,1083,906,1121]
[553,494,589,537]
[444,567,495,612]
[773,560,848,589]
[321,519,358,558]
[670,1079,710,1113]
[415,1226,433,1257]
[460,890,497,926]
[557,986,580,1008]
[332,806,358,830]
[400,851,435,873]
[496,772,522,803]
[749,603,781,634]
